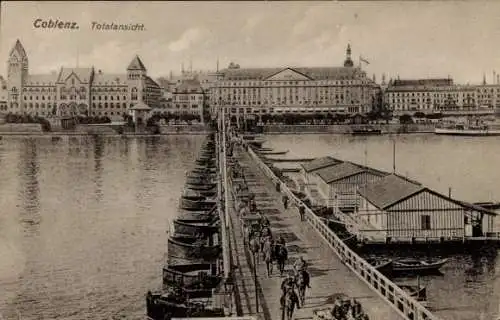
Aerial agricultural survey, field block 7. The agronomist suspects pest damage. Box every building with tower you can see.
[4,39,161,122]
[210,44,380,121]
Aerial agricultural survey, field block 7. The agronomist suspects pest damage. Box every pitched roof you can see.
[219,66,364,81]
[26,74,58,85]
[130,101,151,110]
[301,156,343,173]
[357,174,424,210]
[174,79,203,93]
[57,67,94,83]
[10,39,27,58]
[127,55,147,71]
[264,68,314,81]
[315,162,387,184]
[93,73,128,85]
[145,76,161,88]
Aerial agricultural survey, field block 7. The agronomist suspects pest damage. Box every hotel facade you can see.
[209,45,381,118]
[384,78,500,116]
[4,40,162,122]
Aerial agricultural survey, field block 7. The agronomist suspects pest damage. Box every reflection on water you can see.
[266,133,500,320]
[18,138,41,232]
[0,135,204,320]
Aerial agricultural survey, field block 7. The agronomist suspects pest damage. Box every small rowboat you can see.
[365,257,393,274]
[261,150,289,156]
[399,284,427,302]
[393,258,448,272]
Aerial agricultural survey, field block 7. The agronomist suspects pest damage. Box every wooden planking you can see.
[387,190,464,238]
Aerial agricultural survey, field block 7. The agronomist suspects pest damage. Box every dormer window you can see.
[72,79,75,85]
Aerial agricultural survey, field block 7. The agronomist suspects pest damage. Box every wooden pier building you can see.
[353,174,498,243]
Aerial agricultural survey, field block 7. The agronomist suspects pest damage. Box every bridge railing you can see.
[247,146,440,320]
[213,115,235,316]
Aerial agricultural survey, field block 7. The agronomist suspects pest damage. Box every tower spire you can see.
[483,73,486,85]
[344,43,354,67]
[216,58,219,72]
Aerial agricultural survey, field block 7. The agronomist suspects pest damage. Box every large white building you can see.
[4,40,162,121]
[210,45,380,119]
[384,78,500,115]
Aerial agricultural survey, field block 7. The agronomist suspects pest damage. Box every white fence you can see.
[247,147,440,320]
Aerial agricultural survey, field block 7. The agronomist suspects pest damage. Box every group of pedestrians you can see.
[280,191,306,221]
[229,136,311,320]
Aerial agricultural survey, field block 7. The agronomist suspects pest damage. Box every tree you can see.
[399,114,414,124]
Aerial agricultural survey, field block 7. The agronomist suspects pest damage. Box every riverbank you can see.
[262,123,435,134]
[0,123,213,136]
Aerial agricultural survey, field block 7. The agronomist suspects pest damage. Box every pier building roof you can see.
[315,162,388,184]
[358,174,498,215]
[301,156,343,173]
[358,174,424,209]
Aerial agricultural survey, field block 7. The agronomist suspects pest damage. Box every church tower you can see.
[127,55,147,104]
[343,44,354,68]
[7,40,29,111]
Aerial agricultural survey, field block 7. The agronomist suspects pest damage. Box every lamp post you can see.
[252,250,259,313]
[223,278,234,316]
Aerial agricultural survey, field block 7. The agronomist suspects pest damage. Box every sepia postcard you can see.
[0,1,499,320]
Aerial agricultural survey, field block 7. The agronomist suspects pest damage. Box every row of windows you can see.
[387,92,476,97]
[219,79,365,87]
[214,100,362,106]
[13,111,123,117]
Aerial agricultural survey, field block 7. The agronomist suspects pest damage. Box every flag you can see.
[360,56,370,65]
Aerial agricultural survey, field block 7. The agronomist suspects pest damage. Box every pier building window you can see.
[421,215,431,230]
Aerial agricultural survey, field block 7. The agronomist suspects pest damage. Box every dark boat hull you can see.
[180,198,217,211]
[167,237,221,264]
[365,258,393,274]
[352,129,382,135]
[173,219,219,237]
[393,258,448,272]
[176,212,216,223]
[162,267,222,297]
[186,177,215,185]
[183,188,216,198]
[177,206,217,218]
[146,292,224,320]
[185,183,217,192]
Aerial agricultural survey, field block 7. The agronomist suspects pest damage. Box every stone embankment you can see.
[262,124,435,134]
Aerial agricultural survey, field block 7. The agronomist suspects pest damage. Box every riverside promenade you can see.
[228,146,404,320]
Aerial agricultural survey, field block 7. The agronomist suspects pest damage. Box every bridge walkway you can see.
[229,148,404,320]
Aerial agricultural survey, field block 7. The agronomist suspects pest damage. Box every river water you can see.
[0,135,204,320]
[0,134,498,320]
[265,133,500,320]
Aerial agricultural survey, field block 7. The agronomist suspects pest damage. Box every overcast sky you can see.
[1,1,499,84]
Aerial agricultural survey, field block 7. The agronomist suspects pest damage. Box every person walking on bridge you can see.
[298,204,305,221]
[282,194,289,210]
